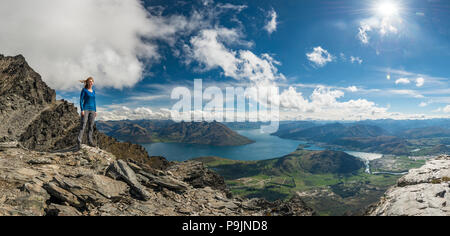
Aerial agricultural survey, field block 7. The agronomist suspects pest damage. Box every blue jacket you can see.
[80,88,96,112]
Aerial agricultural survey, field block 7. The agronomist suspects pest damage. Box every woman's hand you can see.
[95,112,97,118]
[81,111,85,117]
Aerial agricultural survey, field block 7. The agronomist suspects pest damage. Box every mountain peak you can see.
[0,54,55,105]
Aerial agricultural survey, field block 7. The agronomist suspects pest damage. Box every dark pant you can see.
[77,110,96,145]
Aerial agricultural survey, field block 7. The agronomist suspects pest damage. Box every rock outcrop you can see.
[366,155,450,216]
[0,143,315,216]
[0,54,151,165]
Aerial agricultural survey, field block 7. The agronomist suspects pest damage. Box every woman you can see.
[77,77,97,148]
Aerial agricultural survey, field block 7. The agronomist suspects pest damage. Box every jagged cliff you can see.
[366,155,450,216]
[0,54,315,216]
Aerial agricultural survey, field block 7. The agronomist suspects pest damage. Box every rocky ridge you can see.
[366,155,450,216]
[0,142,314,216]
[0,54,151,164]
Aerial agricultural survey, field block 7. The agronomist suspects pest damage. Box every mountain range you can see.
[272,121,450,155]
[96,120,254,146]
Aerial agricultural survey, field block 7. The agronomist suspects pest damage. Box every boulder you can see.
[106,160,151,201]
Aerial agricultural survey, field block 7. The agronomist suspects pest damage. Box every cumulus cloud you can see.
[306,47,334,67]
[186,28,285,84]
[278,86,392,120]
[416,77,425,87]
[395,78,411,85]
[0,0,194,91]
[188,28,242,78]
[264,9,278,34]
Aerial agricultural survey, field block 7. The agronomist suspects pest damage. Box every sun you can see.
[375,1,400,17]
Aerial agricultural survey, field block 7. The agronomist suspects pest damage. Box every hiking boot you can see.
[75,140,82,150]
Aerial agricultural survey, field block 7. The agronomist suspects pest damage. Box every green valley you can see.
[194,146,426,215]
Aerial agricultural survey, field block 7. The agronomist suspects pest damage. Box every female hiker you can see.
[77,77,97,149]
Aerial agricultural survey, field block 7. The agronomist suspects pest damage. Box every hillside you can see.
[272,122,413,155]
[96,120,254,146]
[274,123,390,142]
[399,126,450,139]
[193,148,399,215]
[195,149,365,178]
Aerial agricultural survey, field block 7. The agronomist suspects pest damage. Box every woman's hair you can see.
[79,77,94,89]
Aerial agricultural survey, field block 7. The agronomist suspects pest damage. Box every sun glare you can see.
[375,2,400,17]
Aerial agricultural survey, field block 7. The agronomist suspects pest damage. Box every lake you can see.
[142,129,302,162]
[142,129,384,173]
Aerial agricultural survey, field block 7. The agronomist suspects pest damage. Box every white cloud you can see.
[444,105,450,113]
[358,24,371,44]
[357,16,402,44]
[435,106,450,113]
[378,68,448,87]
[0,0,193,91]
[306,47,334,67]
[264,9,278,35]
[347,86,359,92]
[128,95,168,101]
[97,106,172,121]
[395,78,411,85]
[419,102,428,107]
[187,28,285,84]
[339,54,363,65]
[350,56,363,64]
[416,77,425,87]
[389,89,424,98]
[202,0,214,6]
[278,86,393,120]
[217,3,247,12]
[188,28,242,78]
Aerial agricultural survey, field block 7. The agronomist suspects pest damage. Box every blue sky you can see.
[1,0,449,121]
